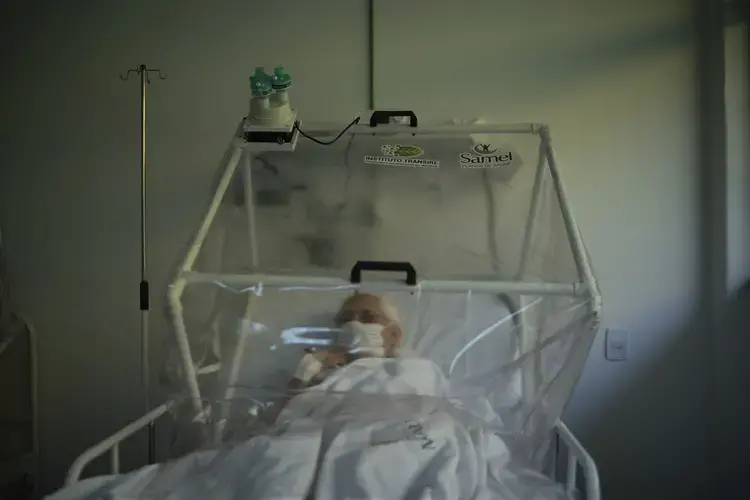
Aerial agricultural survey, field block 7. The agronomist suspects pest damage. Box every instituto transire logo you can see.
[364,144,439,168]
[381,144,424,157]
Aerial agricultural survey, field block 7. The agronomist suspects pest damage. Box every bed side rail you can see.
[553,421,600,500]
[64,402,173,486]
[66,406,600,500]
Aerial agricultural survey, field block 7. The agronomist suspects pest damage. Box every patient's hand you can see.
[319,348,347,368]
[290,348,349,390]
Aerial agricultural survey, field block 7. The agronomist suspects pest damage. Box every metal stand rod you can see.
[120,64,166,466]
[139,66,153,466]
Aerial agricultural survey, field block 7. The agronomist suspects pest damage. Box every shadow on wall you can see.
[584,311,707,500]
[376,10,694,120]
[495,22,692,93]
[584,284,750,500]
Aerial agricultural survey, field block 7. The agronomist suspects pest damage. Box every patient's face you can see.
[334,293,402,356]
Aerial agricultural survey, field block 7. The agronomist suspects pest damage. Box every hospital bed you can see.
[53,113,602,499]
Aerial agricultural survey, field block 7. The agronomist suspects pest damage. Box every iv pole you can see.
[120,64,166,465]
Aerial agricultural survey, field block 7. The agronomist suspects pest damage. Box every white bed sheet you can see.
[47,358,570,500]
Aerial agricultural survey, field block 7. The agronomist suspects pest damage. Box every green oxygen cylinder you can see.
[250,66,272,97]
[270,66,291,106]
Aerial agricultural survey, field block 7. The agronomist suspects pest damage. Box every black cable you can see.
[294,116,361,146]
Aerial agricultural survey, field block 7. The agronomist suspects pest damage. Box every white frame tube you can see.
[539,127,603,322]
[292,121,543,137]
[215,151,260,438]
[518,294,541,412]
[242,150,259,270]
[175,146,244,277]
[515,141,549,410]
[181,271,586,296]
[167,145,244,416]
[516,140,549,280]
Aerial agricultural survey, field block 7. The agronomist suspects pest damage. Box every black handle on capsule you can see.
[349,261,418,286]
[368,110,419,128]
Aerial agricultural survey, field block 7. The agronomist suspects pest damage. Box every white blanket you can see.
[47,358,569,499]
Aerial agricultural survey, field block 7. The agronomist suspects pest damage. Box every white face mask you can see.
[342,321,386,356]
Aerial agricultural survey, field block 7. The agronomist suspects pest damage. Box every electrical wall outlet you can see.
[605,329,629,361]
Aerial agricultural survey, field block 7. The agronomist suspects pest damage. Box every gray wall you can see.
[0,1,745,498]
[727,25,750,291]
[717,21,749,497]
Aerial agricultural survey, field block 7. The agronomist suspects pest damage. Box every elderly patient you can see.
[288,292,404,390]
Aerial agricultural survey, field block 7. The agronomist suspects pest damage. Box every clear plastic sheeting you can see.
[155,119,601,499]
[167,289,593,455]
[188,125,579,284]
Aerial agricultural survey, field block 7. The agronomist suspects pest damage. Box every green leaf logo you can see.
[380,144,425,157]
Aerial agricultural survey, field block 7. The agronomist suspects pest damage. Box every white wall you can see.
[726,25,750,292]
[0,0,738,498]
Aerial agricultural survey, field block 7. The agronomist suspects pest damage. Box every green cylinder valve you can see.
[250,67,272,97]
[271,66,291,90]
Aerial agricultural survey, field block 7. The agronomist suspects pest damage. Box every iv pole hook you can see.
[120,65,168,82]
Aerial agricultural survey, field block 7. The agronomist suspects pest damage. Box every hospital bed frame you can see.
[65,404,599,500]
[0,313,38,499]
[67,120,603,499]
